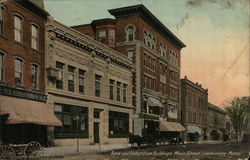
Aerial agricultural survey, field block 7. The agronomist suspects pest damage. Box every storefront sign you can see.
[0,85,47,102]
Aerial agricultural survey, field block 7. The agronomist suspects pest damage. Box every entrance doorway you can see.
[93,122,100,143]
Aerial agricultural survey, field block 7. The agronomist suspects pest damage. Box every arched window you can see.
[125,24,135,42]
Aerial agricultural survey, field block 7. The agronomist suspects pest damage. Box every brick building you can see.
[45,17,133,146]
[181,76,208,141]
[207,103,226,140]
[0,0,61,145]
[72,5,186,139]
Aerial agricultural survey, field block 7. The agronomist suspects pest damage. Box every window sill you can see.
[13,41,25,48]
[31,48,41,54]
[0,81,6,86]
[108,134,128,138]
[15,85,24,89]
[32,88,39,92]
[54,134,89,139]
[0,34,7,40]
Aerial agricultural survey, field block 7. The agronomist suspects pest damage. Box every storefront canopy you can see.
[186,125,201,134]
[0,95,62,126]
[159,118,185,132]
[148,97,164,108]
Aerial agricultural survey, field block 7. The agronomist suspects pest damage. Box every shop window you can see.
[109,111,129,136]
[56,61,64,89]
[54,104,88,138]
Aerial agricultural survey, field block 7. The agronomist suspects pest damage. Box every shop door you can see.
[94,122,100,143]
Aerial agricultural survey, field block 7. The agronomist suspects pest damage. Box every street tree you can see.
[224,97,250,140]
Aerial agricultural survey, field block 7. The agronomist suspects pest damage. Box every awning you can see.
[169,122,186,132]
[159,118,185,132]
[0,95,62,126]
[187,125,201,134]
[148,97,164,108]
[160,118,176,131]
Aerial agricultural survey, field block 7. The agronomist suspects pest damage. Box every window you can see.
[56,61,64,89]
[54,104,88,137]
[123,84,127,103]
[117,82,121,101]
[143,29,156,50]
[109,79,114,100]
[0,7,3,35]
[0,52,3,81]
[31,64,39,90]
[94,109,100,119]
[144,53,155,71]
[109,29,115,43]
[15,58,23,86]
[79,69,85,94]
[14,15,22,42]
[68,66,75,92]
[126,25,135,42]
[109,111,129,135]
[95,74,101,97]
[31,25,38,50]
[98,30,106,43]
[128,50,133,60]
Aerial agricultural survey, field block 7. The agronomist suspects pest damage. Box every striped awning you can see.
[159,118,185,132]
[0,95,62,126]
[148,97,164,108]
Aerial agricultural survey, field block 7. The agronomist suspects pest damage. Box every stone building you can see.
[0,0,61,145]
[207,103,227,140]
[181,76,208,141]
[71,4,186,139]
[45,17,133,146]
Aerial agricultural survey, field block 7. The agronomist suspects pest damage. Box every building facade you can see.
[46,18,133,146]
[72,5,186,139]
[0,0,61,145]
[181,76,208,141]
[207,103,227,140]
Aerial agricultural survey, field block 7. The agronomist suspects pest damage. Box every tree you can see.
[224,97,250,140]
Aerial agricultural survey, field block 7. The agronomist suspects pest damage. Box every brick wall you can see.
[0,1,46,93]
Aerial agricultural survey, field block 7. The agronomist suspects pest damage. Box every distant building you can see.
[208,103,227,140]
[45,17,133,146]
[0,0,61,145]
[181,76,208,141]
[72,4,186,139]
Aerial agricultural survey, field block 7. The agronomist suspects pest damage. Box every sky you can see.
[43,0,250,107]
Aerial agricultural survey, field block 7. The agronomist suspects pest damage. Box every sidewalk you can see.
[43,143,131,157]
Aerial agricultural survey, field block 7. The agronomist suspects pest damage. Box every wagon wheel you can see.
[0,145,16,160]
[24,141,43,160]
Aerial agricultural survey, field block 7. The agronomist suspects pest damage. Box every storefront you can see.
[0,95,62,145]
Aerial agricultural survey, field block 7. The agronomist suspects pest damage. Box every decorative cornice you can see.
[49,31,132,70]
[108,4,186,49]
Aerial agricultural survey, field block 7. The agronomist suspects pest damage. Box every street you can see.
[60,142,250,160]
